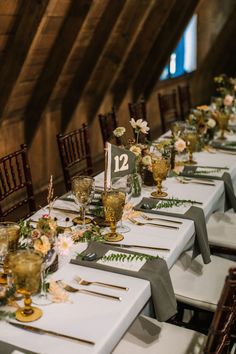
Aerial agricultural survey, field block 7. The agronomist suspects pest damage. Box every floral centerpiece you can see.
[113,118,151,192]
[187,106,217,144]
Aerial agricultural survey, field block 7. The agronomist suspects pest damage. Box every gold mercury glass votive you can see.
[151,157,169,198]
[102,191,125,242]
[183,131,198,165]
[10,250,43,322]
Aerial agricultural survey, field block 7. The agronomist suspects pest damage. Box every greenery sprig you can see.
[101,252,158,262]
[189,169,222,175]
[0,311,15,321]
[76,251,158,262]
[154,197,199,209]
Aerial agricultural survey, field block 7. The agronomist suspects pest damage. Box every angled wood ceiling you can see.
[0,0,200,146]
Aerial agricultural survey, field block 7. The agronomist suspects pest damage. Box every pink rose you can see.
[174,138,186,153]
[223,95,233,106]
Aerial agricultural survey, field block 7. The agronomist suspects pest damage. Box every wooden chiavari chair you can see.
[178,84,192,120]
[158,90,180,133]
[98,108,119,146]
[128,98,147,121]
[57,124,93,192]
[0,144,36,221]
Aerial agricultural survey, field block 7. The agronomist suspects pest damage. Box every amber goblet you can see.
[218,114,229,140]
[183,128,198,165]
[151,157,169,198]
[10,250,43,322]
[0,222,20,285]
[102,191,125,242]
[71,176,95,228]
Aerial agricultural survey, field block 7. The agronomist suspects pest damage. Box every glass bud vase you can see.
[129,172,142,197]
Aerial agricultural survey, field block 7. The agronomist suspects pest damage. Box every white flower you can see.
[130,118,150,134]
[129,145,142,156]
[224,94,234,106]
[207,118,216,128]
[174,138,186,153]
[113,127,126,137]
[56,234,74,256]
[142,155,152,166]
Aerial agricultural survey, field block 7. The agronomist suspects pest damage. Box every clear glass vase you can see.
[129,172,142,197]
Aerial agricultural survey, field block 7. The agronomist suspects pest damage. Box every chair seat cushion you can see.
[113,315,206,354]
[207,212,236,249]
[170,251,236,312]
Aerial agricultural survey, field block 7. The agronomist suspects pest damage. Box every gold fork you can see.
[141,213,182,225]
[128,218,179,230]
[56,280,122,301]
[74,276,129,291]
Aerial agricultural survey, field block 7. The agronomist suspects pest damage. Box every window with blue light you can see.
[160,15,197,80]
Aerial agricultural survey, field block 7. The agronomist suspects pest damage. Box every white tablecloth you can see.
[1,133,236,354]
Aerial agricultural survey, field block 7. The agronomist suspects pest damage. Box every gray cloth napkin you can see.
[70,241,177,322]
[134,198,211,264]
[0,340,38,354]
[181,167,236,211]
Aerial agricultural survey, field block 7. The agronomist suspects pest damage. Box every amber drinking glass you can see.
[151,157,169,198]
[0,222,20,285]
[183,127,198,165]
[218,114,229,140]
[10,250,43,322]
[71,176,95,228]
[102,191,125,242]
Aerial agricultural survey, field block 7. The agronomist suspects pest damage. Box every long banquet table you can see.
[0,132,236,354]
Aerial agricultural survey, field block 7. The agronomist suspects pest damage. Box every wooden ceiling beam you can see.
[110,0,176,109]
[133,0,199,100]
[24,0,92,146]
[77,0,153,124]
[0,0,50,121]
[61,0,126,131]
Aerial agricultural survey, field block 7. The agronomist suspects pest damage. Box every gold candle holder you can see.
[183,130,198,165]
[102,191,125,242]
[151,157,169,198]
[10,250,43,322]
[218,113,229,140]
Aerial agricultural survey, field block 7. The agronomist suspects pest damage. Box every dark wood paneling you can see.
[24,0,92,145]
[0,0,50,120]
[61,0,126,131]
[110,0,176,108]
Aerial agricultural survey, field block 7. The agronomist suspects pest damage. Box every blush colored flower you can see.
[34,235,51,255]
[113,127,126,137]
[129,145,142,156]
[31,228,41,240]
[223,94,234,106]
[207,118,216,128]
[48,280,71,303]
[142,155,152,166]
[174,138,186,153]
[56,234,74,256]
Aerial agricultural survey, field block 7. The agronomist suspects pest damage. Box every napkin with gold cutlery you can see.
[71,241,177,322]
[180,166,236,211]
[134,197,211,264]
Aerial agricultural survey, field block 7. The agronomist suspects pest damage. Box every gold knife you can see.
[104,242,170,251]
[8,321,95,346]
